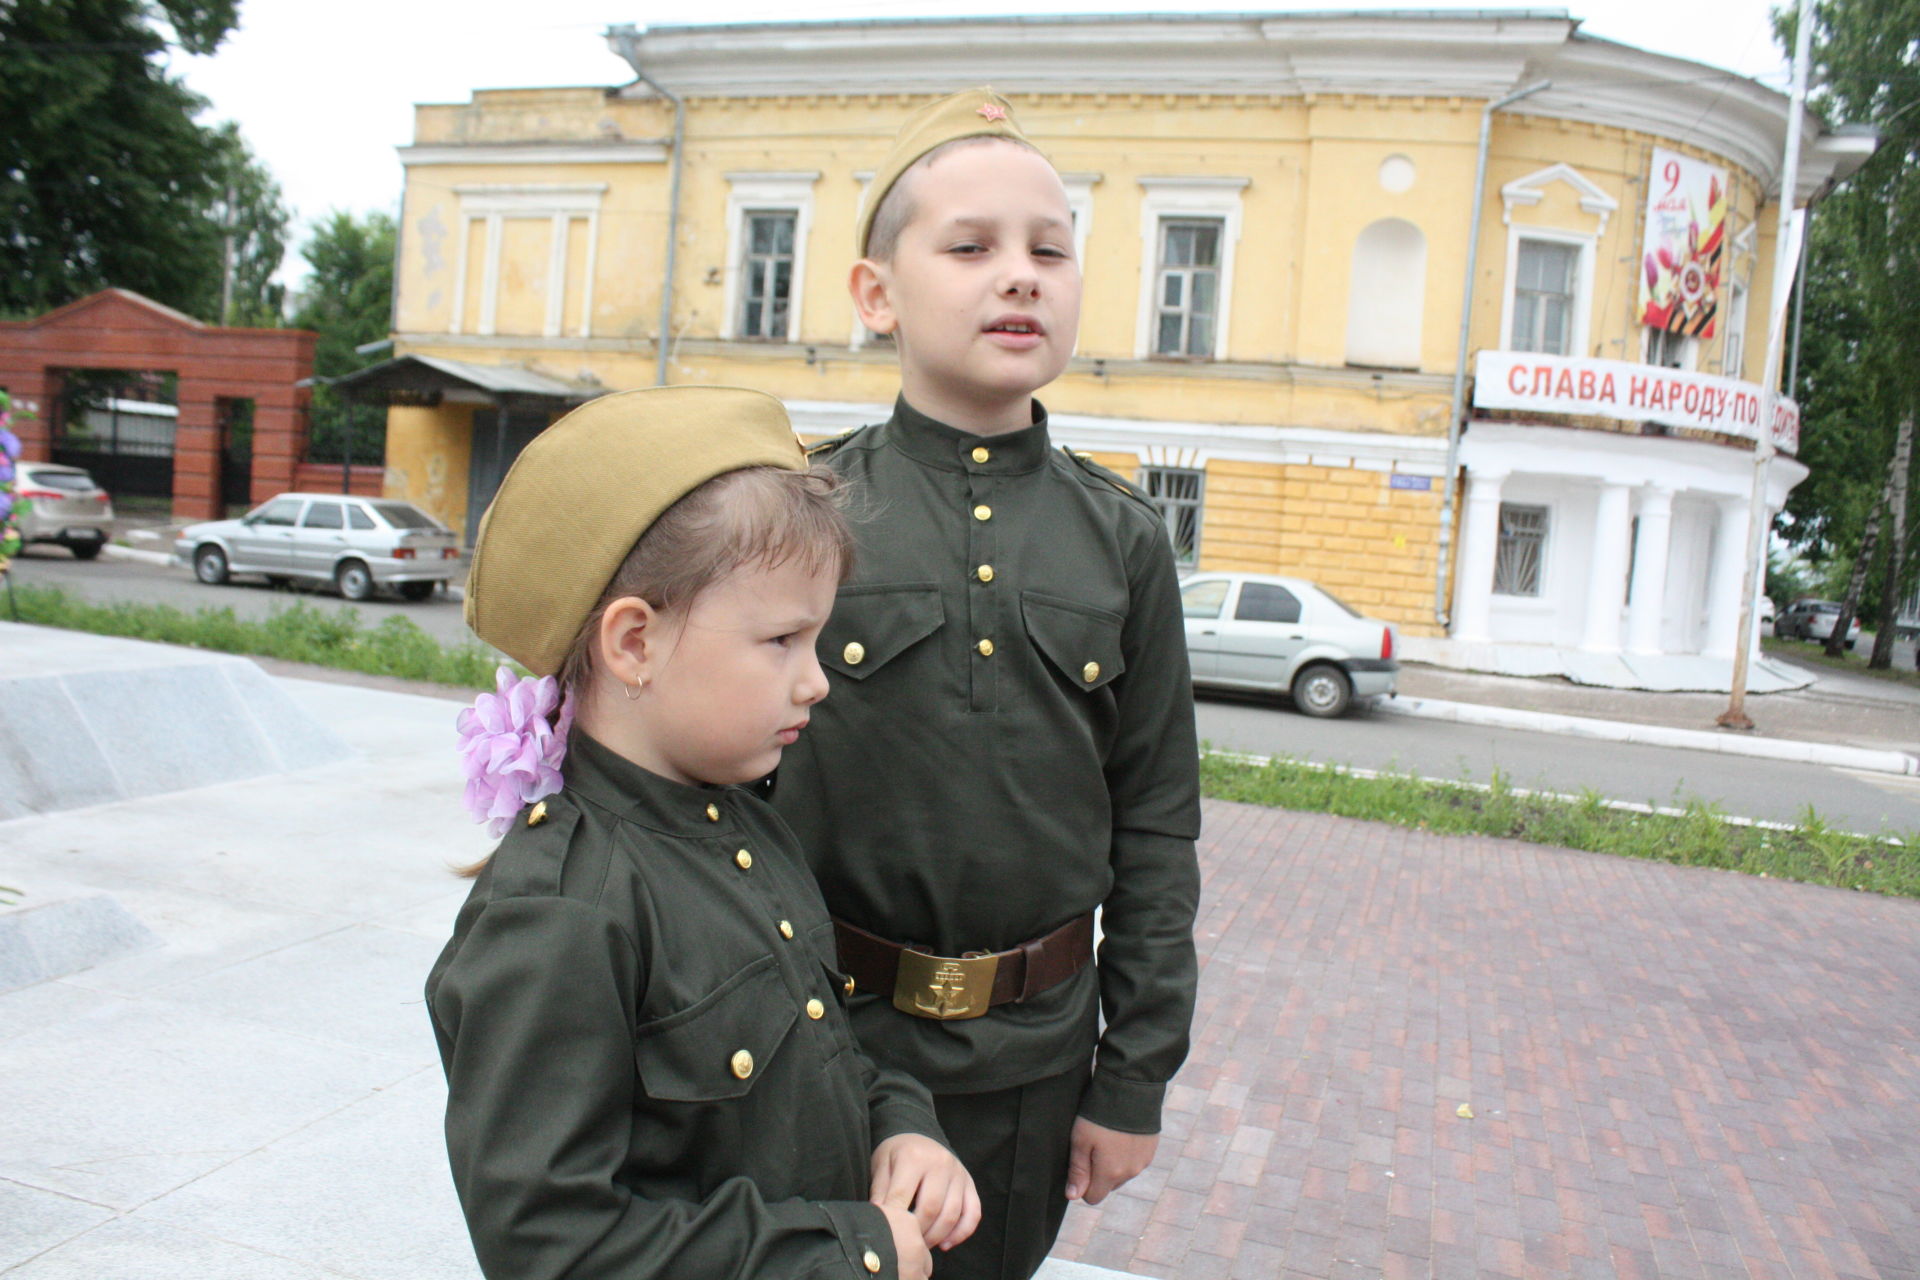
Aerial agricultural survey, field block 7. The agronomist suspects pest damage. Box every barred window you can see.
[1141,465,1204,567]
[1493,503,1549,596]
[739,210,796,340]
[1153,219,1222,358]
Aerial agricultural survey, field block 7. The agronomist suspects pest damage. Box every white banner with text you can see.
[1473,351,1799,454]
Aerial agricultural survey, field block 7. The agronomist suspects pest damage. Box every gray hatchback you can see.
[175,493,462,602]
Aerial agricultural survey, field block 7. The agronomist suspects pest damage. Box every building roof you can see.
[328,354,592,403]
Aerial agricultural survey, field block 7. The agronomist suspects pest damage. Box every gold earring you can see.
[624,675,645,701]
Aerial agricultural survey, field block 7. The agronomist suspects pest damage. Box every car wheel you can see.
[69,541,103,561]
[336,560,375,602]
[1292,663,1353,719]
[193,544,229,585]
[398,581,435,602]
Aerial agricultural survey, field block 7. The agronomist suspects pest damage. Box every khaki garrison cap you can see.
[854,86,1037,255]
[464,386,804,677]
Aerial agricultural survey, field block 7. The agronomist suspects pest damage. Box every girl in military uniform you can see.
[426,386,977,1280]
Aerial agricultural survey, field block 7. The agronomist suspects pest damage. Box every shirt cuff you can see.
[822,1200,898,1278]
[1077,1066,1167,1135]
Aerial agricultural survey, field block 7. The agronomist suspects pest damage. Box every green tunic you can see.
[427,732,942,1280]
[771,398,1203,1135]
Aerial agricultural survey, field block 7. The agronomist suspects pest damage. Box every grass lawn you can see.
[1762,634,1920,689]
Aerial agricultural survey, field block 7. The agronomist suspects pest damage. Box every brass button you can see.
[730,1049,754,1079]
[844,975,856,996]
[735,849,753,870]
[843,641,866,665]
[526,800,548,827]
[977,638,994,657]
[976,564,994,583]
[973,504,992,521]
[1083,661,1101,683]
[971,446,990,464]
[806,998,825,1020]
[778,920,794,940]
[705,803,720,822]
[863,1249,883,1274]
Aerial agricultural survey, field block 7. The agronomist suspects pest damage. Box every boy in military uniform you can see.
[427,387,978,1280]
[771,91,1203,1280]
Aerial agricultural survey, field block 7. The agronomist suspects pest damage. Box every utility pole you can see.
[220,183,237,327]
[1720,0,1814,730]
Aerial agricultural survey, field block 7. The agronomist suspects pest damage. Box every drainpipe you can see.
[1433,80,1552,630]
[607,24,684,387]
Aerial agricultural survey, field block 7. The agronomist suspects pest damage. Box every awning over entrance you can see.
[326,354,593,406]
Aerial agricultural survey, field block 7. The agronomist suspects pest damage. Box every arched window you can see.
[1344,218,1427,370]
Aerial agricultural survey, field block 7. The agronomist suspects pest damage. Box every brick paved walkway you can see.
[1051,800,1920,1280]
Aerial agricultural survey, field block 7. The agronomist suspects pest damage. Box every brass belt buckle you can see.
[893,948,998,1020]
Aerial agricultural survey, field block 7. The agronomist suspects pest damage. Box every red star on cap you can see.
[977,102,1008,122]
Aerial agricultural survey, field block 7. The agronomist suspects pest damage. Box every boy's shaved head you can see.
[865,135,1045,263]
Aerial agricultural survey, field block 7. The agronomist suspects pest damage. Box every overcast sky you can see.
[176,1,1791,287]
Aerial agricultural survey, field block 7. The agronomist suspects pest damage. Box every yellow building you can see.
[365,11,1870,686]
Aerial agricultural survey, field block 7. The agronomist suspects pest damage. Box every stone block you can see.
[0,896,158,995]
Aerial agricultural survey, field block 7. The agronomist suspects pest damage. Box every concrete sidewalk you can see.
[5,631,1918,1279]
[0,636,1128,1280]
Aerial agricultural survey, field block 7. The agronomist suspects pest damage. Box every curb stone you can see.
[1378,693,1920,777]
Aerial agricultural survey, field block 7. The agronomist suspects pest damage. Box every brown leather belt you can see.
[834,913,1095,1022]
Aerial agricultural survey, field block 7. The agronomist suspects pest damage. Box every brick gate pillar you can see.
[173,384,221,520]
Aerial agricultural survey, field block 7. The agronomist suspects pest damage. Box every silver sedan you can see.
[1181,572,1400,717]
[175,493,463,602]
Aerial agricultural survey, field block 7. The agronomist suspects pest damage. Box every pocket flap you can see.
[819,584,945,680]
[635,957,796,1102]
[1022,592,1126,692]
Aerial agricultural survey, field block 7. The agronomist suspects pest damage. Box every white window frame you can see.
[1499,228,1595,359]
[721,171,818,343]
[1134,177,1247,361]
[1721,280,1749,378]
[450,184,606,339]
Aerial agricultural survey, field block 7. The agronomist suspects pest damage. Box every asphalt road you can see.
[1195,690,1920,837]
[12,545,1920,836]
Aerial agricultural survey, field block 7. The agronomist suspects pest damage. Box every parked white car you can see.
[175,493,462,602]
[1180,572,1399,717]
[1773,598,1861,649]
[13,461,115,559]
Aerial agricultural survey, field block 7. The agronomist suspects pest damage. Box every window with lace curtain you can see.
[1493,503,1549,596]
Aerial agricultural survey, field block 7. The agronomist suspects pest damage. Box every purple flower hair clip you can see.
[457,666,576,837]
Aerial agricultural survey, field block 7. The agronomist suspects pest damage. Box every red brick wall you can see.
[0,290,316,520]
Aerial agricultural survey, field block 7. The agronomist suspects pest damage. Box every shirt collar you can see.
[882,395,1052,475]
[563,730,744,836]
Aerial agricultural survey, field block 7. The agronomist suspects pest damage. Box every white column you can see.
[1581,482,1632,653]
[1627,485,1675,655]
[1703,498,1749,658]
[1453,469,1508,643]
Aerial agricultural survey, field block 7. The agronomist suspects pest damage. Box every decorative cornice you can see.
[606,14,1866,202]
[399,142,666,167]
[1501,162,1618,237]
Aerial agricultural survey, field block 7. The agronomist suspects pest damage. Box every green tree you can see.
[0,0,246,319]
[291,210,396,466]
[208,122,291,326]
[1779,0,1920,664]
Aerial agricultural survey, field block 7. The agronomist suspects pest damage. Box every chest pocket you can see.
[1022,592,1125,693]
[635,956,797,1102]
[819,583,944,680]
